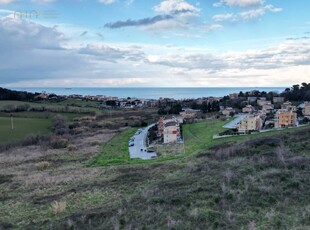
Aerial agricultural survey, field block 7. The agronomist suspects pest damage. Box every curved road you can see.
[129,124,157,160]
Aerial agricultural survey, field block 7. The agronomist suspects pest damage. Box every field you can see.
[0,117,51,143]
[91,128,138,166]
[0,126,309,229]
[92,118,310,166]
[183,119,310,156]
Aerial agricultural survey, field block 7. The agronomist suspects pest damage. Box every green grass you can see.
[183,119,310,156]
[91,128,138,166]
[0,117,52,143]
[183,119,230,154]
[0,111,85,121]
[0,100,99,113]
[92,117,309,166]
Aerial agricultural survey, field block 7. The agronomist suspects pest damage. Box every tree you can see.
[52,115,68,135]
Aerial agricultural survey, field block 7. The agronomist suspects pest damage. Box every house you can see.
[281,101,292,109]
[238,115,263,134]
[273,97,285,103]
[229,93,239,99]
[180,108,200,120]
[257,98,267,106]
[262,102,274,112]
[247,97,257,103]
[163,122,180,144]
[281,101,296,112]
[303,102,310,117]
[242,105,255,113]
[157,116,181,144]
[274,109,297,128]
[221,107,235,116]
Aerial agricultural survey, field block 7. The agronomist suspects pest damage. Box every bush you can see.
[50,138,68,149]
[67,145,78,151]
[91,141,101,146]
[35,161,50,171]
[51,201,67,214]
[52,115,69,135]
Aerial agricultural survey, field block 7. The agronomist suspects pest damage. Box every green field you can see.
[0,100,100,112]
[0,111,85,121]
[91,128,138,166]
[0,117,52,143]
[183,119,230,154]
[183,119,310,155]
[93,118,310,166]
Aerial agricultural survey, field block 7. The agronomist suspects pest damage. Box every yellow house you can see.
[275,109,297,128]
[222,107,235,116]
[242,105,255,113]
[238,115,263,134]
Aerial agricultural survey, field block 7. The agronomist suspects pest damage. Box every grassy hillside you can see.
[0,117,51,143]
[0,126,309,229]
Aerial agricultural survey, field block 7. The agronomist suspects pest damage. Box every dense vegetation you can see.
[0,87,37,101]
[281,83,310,101]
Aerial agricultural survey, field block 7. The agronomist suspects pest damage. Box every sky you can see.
[0,0,309,87]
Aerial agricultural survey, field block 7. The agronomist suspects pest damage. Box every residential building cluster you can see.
[221,97,309,134]
[157,116,183,144]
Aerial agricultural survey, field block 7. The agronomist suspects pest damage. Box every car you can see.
[147,150,155,153]
[140,148,144,151]
[129,143,134,147]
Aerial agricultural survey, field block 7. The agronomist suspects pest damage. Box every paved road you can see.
[223,114,247,129]
[129,124,157,160]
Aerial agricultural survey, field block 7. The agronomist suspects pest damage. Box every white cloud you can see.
[212,4,282,22]
[0,0,15,4]
[214,0,264,8]
[154,0,199,16]
[98,0,117,5]
[204,23,223,32]
[239,8,265,20]
[213,13,236,22]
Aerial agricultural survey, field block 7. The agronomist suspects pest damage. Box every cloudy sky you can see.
[0,0,309,87]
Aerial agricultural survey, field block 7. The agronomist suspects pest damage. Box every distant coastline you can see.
[8,87,287,100]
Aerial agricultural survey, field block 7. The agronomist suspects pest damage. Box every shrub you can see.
[50,138,68,149]
[52,115,69,135]
[67,145,78,151]
[35,161,50,171]
[51,201,67,214]
[91,141,101,146]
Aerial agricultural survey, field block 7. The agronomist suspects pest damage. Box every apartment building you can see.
[303,102,310,117]
[157,116,181,144]
[238,115,263,134]
[275,109,297,128]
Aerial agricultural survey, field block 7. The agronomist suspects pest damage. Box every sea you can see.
[9,87,287,100]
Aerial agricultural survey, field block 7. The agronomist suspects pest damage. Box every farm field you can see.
[0,117,51,143]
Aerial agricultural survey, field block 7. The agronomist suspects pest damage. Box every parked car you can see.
[129,143,134,147]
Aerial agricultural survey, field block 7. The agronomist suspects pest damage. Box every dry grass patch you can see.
[35,161,50,171]
[51,201,67,214]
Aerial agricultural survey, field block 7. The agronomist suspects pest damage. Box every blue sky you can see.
[0,0,310,87]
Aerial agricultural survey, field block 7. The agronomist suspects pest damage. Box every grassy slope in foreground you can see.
[0,117,51,143]
[26,126,310,229]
